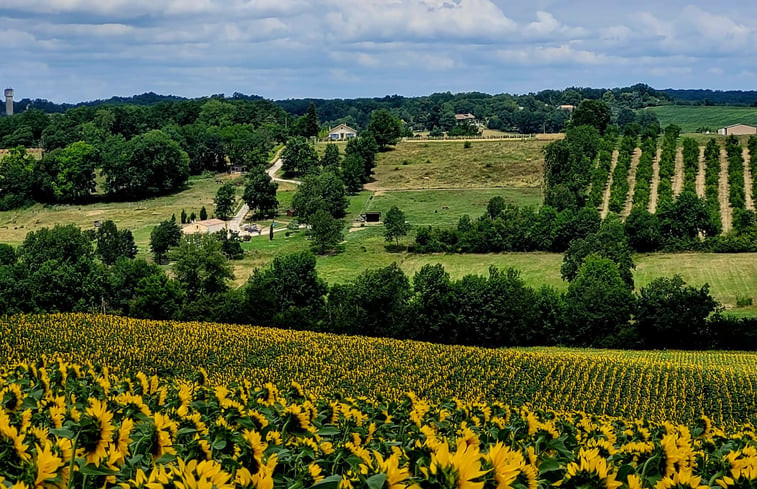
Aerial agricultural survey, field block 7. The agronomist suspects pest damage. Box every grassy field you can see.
[370,139,547,190]
[649,105,757,133]
[364,187,542,227]
[0,173,242,251]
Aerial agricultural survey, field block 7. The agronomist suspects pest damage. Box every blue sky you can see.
[1,1,756,103]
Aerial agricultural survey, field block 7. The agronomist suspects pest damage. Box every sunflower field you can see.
[1,314,757,430]
[1,356,757,489]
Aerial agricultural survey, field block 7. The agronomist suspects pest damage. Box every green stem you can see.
[66,432,79,489]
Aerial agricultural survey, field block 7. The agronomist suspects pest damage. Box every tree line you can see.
[0,223,754,350]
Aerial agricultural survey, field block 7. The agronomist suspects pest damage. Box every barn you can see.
[717,124,757,136]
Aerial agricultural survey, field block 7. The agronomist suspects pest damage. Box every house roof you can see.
[329,123,357,133]
[193,219,226,226]
[455,113,476,121]
[722,123,756,129]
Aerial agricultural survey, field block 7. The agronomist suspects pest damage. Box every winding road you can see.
[266,157,302,185]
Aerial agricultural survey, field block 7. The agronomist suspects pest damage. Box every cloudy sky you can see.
[1,1,756,103]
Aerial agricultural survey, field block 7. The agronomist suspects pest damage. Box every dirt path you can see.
[672,146,684,197]
[696,146,706,198]
[719,148,732,233]
[622,148,642,218]
[601,150,619,219]
[267,157,302,185]
[648,147,662,214]
[744,147,755,211]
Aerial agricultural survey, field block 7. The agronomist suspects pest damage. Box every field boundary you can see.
[696,146,706,198]
[601,150,619,218]
[744,147,755,211]
[719,148,732,232]
[673,146,684,196]
[623,148,642,217]
[649,147,662,213]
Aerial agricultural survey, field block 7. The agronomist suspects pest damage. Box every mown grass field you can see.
[0,173,242,252]
[649,105,757,133]
[369,139,547,190]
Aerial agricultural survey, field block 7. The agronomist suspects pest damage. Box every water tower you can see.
[4,89,13,116]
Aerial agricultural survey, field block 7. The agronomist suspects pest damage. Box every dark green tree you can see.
[409,264,458,343]
[308,208,344,254]
[291,170,348,222]
[35,141,99,203]
[321,143,341,169]
[565,255,634,347]
[200,206,208,221]
[341,153,364,193]
[327,263,411,338]
[635,275,719,349]
[487,196,506,219]
[0,147,35,210]
[561,215,635,288]
[149,217,182,264]
[170,233,234,300]
[302,102,320,138]
[242,165,278,218]
[214,182,236,220]
[244,250,327,329]
[571,100,611,134]
[95,220,138,265]
[383,205,410,246]
[345,132,379,179]
[281,136,318,176]
[131,272,184,320]
[102,129,190,197]
[367,109,402,150]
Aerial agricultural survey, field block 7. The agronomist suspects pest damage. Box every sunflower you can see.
[112,417,134,465]
[172,459,234,489]
[654,470,709,489]
[150,413,176,460]
[373,451,420,489]
[0,410,31,464]
[78,398,115,466]
[561,448,622,489]
[486,442,524,489]
[34,441,65,487]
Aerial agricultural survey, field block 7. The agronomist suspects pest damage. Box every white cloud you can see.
[325,0,517,41]
[682,6,751,44]
[497,44,607,65]
[522,11,587,38]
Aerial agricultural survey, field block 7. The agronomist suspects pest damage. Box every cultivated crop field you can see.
[649,105,757,133]
[5,355,757,488]
[2,314,756,427]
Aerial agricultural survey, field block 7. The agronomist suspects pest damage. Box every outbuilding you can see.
[182,218,227,235]
[718,124,757,136]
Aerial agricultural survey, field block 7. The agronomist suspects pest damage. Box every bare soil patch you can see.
[601,150,619,219]
[672,147,684,197]
[623,148,642,218]
[696,146,706,198]
[649,147,662,214]
[744,147,755,211]
[719,148,732,233]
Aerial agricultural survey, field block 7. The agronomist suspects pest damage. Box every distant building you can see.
[182,218,227,235]
[4,89,13,116]
[718,124,757,136]
[558,104,575,112]
[328,124,357,140]
[454,113,476,123]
